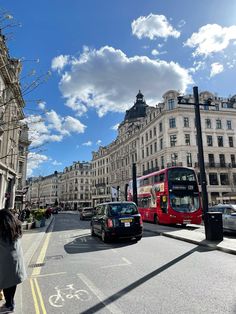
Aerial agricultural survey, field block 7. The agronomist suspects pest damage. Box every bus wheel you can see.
[154,215,159,224]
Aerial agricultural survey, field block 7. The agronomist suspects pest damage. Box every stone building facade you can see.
[0,32,30,210]
[92,90,236,206]
[59,161,92,210]
[27,171,59,207]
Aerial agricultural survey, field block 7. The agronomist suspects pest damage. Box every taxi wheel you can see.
[91,224,95,236]
[101,229,109,243]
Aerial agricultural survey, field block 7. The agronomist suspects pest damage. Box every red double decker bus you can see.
[128,166,202,225]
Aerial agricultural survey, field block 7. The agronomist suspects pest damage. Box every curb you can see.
[23,216,55,267]
[144,226,236,256]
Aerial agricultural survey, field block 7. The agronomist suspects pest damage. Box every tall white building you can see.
[59,161,92,210]
[92,90,236,205]
[0,32,30,210]
[27,171,59,207]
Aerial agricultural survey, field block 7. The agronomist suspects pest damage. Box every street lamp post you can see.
[132,163,138,205]
[193,86,209,218]
[178,86,223,241]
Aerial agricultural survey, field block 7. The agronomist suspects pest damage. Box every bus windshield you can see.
[168,168,196,182]
[170,192,200,213]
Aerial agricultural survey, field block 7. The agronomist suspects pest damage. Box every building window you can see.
[209,173,218,185]
[142,164,145,174]
[161,156,164,169]
[150,144,153,155]
[155,159,158,168]
[231,154,236,167]
[170,135,177,147]
[219,154,226,167]
[207,135,213,146]
[160,138,163,150]
[153,127,156,136]
[159,122,163,132]
[169,118,176,128]
[205,119,211,128]
[142,149,144,159]
[141,136,144,145]
[183,117,189,128]
[217,136,224,147]
[150,130,152,139]
[227,120,232,130]
[171,153,178,166]
[146,147,149,157]
[220,173,229,185]
[154,142,157,153]
[168,99,175,110]
[216,119,222,129]
[146,133,148,142]
[185,134,190,145]
[229,136,234,147]
[186,153,192,167]
[208,154,215,167]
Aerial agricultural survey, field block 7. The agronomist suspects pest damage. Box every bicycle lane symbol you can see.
[49,284,91,308]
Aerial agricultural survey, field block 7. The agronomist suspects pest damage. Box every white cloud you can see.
[27,152,48,176]
[63,116,86,133]
[189,60,206,73]
[184,24,236,57]
[52,160,62,166]
[51,55,70,72]
[178,19,186,28]
[111,123,120,131]
[25,110,86,148]
[151,49,160,56]
[132,14,180,40]
[82,141,92,146]
[210,62,224,77]
[57,46,192,117]
[96,140,102,145]
[37,101,46,110]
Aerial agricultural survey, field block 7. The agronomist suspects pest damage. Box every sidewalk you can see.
[144,222,236,255]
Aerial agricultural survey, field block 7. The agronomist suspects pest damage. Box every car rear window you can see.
[108,203,138,216]
[209,207,225,213]
[83,208,93,212]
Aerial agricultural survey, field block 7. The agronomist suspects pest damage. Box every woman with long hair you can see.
[0,210,27,313]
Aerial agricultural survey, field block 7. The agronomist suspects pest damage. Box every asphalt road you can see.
[19,213,236,314]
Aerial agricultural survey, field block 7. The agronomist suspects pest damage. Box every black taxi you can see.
[91,201,143,242]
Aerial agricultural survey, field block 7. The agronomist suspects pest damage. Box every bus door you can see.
[159,194,168,223]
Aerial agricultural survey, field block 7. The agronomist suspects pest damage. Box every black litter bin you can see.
[205,212,223,241]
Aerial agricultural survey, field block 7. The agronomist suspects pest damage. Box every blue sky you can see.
[1,1,236,176]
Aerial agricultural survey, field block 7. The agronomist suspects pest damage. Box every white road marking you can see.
[100,257,132,269]
[77,273,124,314]
[121,257,132,265]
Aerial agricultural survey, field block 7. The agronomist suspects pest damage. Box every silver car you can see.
[209,204,236,232]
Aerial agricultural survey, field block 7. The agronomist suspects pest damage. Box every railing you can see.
[143,166,159,175]
[195,162,236,168]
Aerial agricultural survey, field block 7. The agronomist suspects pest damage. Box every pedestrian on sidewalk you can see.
[0,210,27,313]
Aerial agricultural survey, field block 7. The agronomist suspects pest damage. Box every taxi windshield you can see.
[108,204,138,216]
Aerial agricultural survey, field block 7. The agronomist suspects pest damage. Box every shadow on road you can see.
[64,229,160,254]
[80,243,213,314]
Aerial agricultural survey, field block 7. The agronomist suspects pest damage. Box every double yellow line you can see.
[30,278,46,314]
[30,232,52,314]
